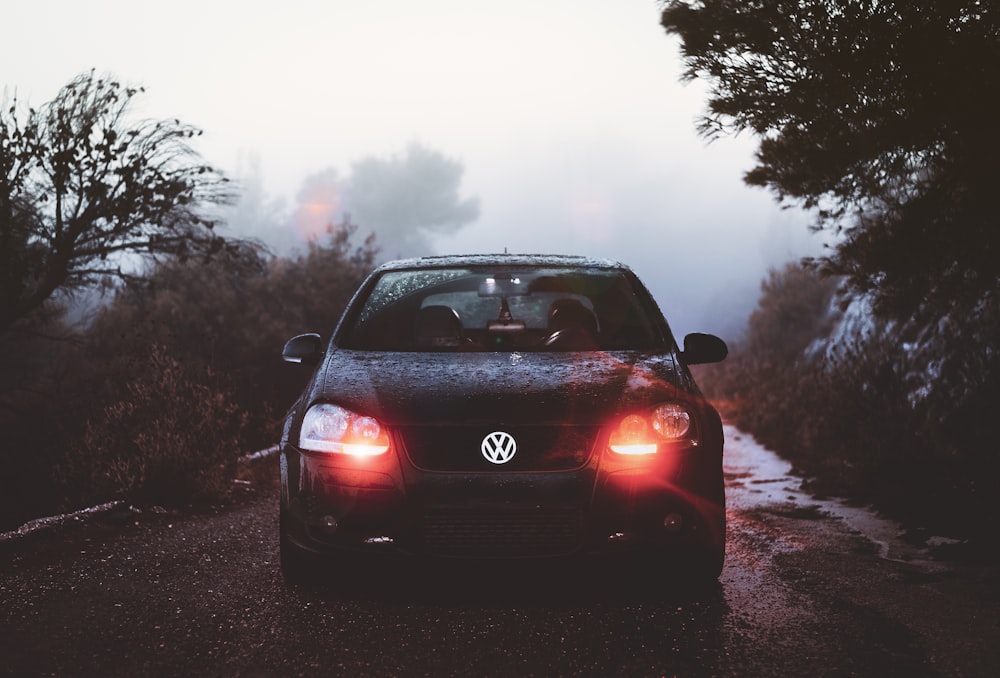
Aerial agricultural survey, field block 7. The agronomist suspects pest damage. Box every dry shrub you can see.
[700,262,1000,543]
[58,344,247,507]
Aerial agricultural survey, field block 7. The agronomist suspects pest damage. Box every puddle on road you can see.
[722,425,956,571]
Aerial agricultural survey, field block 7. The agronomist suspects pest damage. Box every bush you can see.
[82,224,378,454]
[699,262,1000,543]
[0,223,379,526]
[56,345,247,507]
[0,307,84,528]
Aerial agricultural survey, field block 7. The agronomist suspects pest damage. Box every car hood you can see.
[309,350,694,427]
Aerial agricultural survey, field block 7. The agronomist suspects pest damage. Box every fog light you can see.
[320,515,339,534]
[663,513,684,533]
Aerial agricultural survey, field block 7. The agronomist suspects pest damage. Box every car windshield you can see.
[339,266,667,352]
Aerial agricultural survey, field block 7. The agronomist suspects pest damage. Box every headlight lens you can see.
[651,403,691,440]
[299,403,391,456]
[608,403,695,455]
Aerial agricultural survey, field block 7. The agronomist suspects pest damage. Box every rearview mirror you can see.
[282,333,323,365]
[681,333,728,365]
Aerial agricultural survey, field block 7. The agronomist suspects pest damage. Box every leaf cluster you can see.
[0,222,378,523]
[698,262,1000,540]
[662,1,1000,322]
[55,344,248,506]
[0,71,236,331]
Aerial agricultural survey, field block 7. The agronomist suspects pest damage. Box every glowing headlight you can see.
[608,403,695,455]
[299,403,390,456]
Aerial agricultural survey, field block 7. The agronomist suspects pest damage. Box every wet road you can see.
[2,427,998,676]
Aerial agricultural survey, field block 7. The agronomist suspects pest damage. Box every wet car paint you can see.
[279,255,727,577]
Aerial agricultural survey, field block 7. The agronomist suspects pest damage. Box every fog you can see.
[2,0,824,340]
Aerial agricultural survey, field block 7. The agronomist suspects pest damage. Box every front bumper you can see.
[280,437,725,561]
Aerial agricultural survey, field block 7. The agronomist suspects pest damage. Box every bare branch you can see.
[1,71,241,332]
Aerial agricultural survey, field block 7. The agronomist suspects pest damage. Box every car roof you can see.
[372,254,628,272]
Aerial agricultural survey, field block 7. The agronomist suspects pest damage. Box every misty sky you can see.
[3,0,824,339]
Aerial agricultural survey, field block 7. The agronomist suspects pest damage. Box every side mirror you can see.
[282,333,323,365]
[681,333,728,365]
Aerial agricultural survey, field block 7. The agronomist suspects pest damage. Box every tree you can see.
[660,1,1000,324]
[346,143,480,257]
[0,71,236,332]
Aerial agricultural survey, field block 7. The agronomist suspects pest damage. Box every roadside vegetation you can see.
[0,220,377,529]
[0,72,377,529]
[1,69,484,530]
[663,1,1000,550]
[694,262,1000,546]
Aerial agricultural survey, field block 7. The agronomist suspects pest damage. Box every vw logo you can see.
[481,431,517,464]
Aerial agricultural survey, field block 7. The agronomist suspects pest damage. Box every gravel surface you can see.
[2,433,997,677]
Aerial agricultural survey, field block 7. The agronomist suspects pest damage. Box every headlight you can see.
[608,403,695,455]
[650,403,691,440]
[299,403,391,456]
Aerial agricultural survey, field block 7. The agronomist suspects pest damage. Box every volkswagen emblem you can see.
[481,431,517,464]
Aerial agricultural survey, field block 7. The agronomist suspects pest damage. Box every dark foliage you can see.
[664,1,1000,545]
[0,72,393,528]
[0,224,377,527]
[0,307,83,526]
[56,344,248,507]
[698,263,1000,542]
[661,1,1000,324]
[72,224,376,500]
[0,71,236,332]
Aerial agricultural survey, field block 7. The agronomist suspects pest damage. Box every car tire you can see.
[279,505,318,586]
[685,545,725,583]
[631,546,724,596]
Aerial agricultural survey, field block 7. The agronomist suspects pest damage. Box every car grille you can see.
[421,508,583,557]
[400,426,599,472]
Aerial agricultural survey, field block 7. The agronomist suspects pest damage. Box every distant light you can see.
[363,536,395,545]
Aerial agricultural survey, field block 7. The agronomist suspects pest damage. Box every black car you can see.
[279,254,728,584]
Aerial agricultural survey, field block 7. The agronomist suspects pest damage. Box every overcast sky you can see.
[3,0,824,339]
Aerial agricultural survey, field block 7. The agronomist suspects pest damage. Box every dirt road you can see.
[2,427,997,676]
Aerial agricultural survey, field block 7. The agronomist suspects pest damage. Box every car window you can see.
[354,269,469,326]
[421,291,595,331]
[340,266,666,352]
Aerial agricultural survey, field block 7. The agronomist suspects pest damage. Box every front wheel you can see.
[279,504,318,586]
[628,546,725,595]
